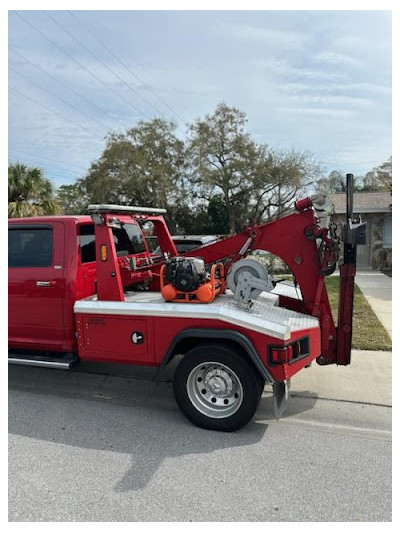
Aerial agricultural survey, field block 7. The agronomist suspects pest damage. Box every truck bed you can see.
[74,289,319,341]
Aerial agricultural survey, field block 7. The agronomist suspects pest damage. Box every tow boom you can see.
[89,174,365,366]
[336,174,367,365]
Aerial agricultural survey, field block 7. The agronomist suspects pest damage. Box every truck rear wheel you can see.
[173,343,261,432]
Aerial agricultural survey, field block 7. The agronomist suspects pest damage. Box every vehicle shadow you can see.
[9,365,269,492]
[257,387,319,419]
[114,417,267,493]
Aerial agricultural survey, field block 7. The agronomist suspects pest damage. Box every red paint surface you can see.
[76,312,321,380]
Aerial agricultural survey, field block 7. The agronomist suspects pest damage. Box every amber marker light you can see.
[100,245,107,261]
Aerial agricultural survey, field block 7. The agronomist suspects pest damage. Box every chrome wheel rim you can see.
[186,362,243,419]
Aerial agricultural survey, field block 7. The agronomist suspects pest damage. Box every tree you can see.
[314,170,364,194]
[186,103,268,233]
[363,157,392,192]
[186,103,319,231]
[81,118,185,210]
[57,183,88,215]
[172,195,229,235]
[172,203,212,235]
[207,195,229,234]
[251,149,319,222]
[315,170,347,195]
[8,163,61,218]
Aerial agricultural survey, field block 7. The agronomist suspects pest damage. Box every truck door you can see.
[8,222,65,350]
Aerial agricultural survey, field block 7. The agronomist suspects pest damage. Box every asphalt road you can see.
[8,364,392,522]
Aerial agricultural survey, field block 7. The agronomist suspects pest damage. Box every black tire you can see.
[173,343,261,432]
[257,373,266,397]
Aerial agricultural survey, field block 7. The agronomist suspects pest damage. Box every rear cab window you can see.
[79,222,147,263]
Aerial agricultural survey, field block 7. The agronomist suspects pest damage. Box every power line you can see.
[44,11,152,120]
[9,85,105,140]
[9,64,113,133]
[67,10,166,118]
[8,152,83,177]
[12,11,145,126]
[8,158,80,182]
[9,46,128,131]
[68,10,187,125]
[8,148,88,173]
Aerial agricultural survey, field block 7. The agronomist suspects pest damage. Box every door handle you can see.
[36,281,56,287]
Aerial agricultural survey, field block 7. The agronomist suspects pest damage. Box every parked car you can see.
[172,235,219,253]
[152,235,219,256]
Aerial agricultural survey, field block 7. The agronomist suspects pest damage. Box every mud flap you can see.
[273,379,290,420]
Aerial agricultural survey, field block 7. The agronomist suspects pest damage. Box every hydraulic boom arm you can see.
[88,176,365,366]
[190,175,365,366]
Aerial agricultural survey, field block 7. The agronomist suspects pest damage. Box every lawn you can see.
[323,277,391,351]
[275,274,391,351]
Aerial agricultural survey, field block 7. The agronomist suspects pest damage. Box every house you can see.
[328,191,392,270]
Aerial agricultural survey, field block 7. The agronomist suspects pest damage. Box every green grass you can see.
[274,274,391,350]
[324,277,391,351]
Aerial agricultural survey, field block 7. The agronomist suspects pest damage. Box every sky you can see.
[8,9,392,187]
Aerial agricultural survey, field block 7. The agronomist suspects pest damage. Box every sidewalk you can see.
[290,270,392,407]
[355,271,392,338]
[290,350,392,406]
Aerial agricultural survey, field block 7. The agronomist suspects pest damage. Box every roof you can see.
[8,215,92,224]
[328,192,392,214]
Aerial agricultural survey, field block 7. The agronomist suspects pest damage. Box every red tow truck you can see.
[8,174,366,431]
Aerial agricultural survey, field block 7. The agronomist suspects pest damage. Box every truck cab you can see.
[8,212,172,353]
[9,217,79,352]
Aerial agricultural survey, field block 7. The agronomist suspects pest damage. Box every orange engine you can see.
[161,262,225,304]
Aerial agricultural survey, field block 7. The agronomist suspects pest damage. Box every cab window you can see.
[79,223,146,263]
[8,226,53,267]
[79,225,96,263]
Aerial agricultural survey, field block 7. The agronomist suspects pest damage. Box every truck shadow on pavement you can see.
[8,366,317,492]
[258,391,318,419]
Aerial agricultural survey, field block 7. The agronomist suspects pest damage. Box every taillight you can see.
[268,339,309,366]
[270,347,289,365]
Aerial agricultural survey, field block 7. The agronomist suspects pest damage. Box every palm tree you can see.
[8,163,62,218]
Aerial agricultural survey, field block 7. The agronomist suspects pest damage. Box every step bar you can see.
[8,353,78,370]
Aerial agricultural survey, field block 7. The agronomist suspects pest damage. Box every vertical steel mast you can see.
[336,174,367,365]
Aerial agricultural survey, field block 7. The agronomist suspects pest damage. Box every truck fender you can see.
[161,328,275,384]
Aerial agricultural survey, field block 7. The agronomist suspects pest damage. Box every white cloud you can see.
[280,81,391,96]
[276,107,357,119]
[217,21,310,50]
[313,51,365,69]
[287,94,373,108]
[253,58,350,82]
